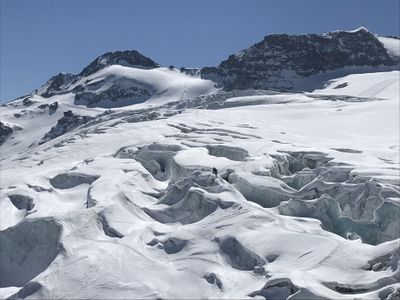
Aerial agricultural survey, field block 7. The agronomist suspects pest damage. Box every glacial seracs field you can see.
[1,28,399,299]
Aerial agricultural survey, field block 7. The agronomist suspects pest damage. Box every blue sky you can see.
[1,0,399,102]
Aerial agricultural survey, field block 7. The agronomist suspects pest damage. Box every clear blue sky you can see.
[1,0,399,102]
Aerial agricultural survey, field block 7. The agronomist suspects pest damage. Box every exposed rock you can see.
[8,194,35,211]
[74,77,154,108]
[0,122,13,146]
[38,104,48,109]
[79,50,159,77]
[204,272,223,289]
[38,73,77,98]
[201,28,398,90]
[180,67,200,76]
[39,110,94,144]
[22,97,33,106]
[49,101,59,114]
[35,50,158,100]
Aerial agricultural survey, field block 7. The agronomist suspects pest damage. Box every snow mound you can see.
[378,36,400,58]
[313,71,400,99]
[72,65,216,108]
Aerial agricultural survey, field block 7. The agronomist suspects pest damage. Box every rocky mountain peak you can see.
[201,29,398,91]
[37,72,77,98]
[36,49,159,99]
[78,50,159,77]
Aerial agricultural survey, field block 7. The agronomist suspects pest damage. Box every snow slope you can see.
[71,65,216,108]
[313,70,399,99]
[0,67,399,299]
[0,66,216,157]
[378,36,400,58]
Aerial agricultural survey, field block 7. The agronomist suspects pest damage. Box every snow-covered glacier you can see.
[0,29,399,299]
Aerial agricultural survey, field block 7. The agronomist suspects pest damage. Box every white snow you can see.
[0,65,399,299]
[71,65,217,107]
[174,147,242,170]
[378,36,400,57]
[313,70,400,99]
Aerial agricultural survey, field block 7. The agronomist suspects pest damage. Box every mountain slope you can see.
[34,50,216,108]
[0,63,216,156]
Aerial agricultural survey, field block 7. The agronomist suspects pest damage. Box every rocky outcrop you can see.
[201,28,399,90]
[8,194,35,211]
[74,77,154,108]
[38,73,77,98]
[39,110,94,144]
[0,122,13,146]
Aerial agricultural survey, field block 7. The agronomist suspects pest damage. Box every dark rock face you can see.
[79,50,159,77]
[22,97,33,106]
[180,67,200,76]
[49,101,59,114]
[8,195,35,211]
[74,77,154,108]
[0,122,13,146]
[39,73,77,98]
[39,110,94,144]
[201,29,399,90]
[204,273,223,289]
[38,101,58,115]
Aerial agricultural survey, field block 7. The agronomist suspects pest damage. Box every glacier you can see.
[0,30,399,299]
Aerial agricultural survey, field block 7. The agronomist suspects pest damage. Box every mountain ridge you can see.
[8,28,400,105]
[200,28,399,90]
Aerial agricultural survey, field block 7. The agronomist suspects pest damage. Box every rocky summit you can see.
[78,50,159,77]
[37,50,159,100]
[201,28,399,90]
